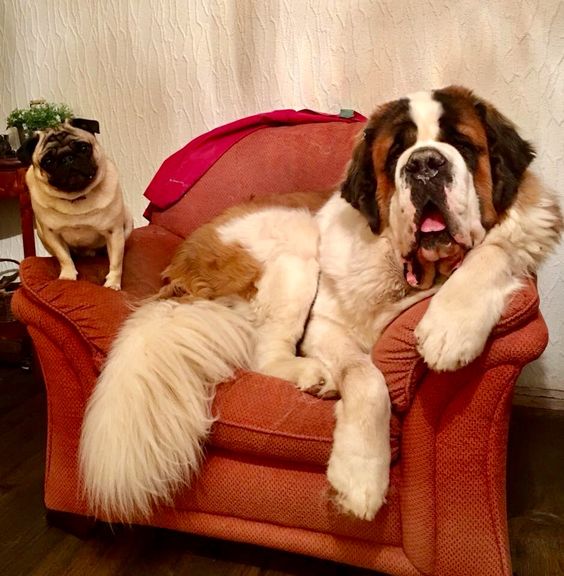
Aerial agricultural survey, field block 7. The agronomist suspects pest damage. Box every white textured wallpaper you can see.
[0,0,562,392]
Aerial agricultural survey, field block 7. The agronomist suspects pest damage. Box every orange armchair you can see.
[12,121,547,576]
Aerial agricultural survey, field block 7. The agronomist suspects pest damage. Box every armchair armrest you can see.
[12,224,182,385]
[372,278,546,576]
[373,278,545,414]
[11,224,184,513]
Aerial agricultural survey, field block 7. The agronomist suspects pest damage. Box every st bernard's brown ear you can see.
[340,128,380,234]
[475,99,535,213]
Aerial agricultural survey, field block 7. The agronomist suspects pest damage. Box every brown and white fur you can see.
[80,87,562,522]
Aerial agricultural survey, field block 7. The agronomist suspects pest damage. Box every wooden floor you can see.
[0,363,562,576]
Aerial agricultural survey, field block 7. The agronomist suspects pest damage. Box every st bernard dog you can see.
[80,86,562,522]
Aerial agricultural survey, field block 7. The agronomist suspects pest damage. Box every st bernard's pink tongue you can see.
[420,208,446,233]
[406,269,418,287]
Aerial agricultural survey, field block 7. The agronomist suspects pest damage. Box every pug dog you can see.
[17,119,133,290]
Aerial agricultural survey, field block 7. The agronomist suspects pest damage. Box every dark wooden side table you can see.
[0,158,36,364]
[0,158,36,258]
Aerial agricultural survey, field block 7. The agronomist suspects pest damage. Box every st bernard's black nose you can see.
[405,147,447,181]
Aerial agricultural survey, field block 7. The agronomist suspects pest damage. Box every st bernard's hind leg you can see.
[251,253,333,391]
[302,316,391,520]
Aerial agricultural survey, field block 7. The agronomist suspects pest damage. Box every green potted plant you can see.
[7,99,73,145]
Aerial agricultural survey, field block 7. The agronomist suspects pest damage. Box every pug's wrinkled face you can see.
[18,118,103,196]
[37,129,98,192]
[35,124,103,194]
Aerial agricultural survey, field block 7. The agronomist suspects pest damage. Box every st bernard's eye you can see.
[387,140,404,164]
[454,136,477,155]
[384,140,405,178]
[443,131,479,155]
[385,139,407,177]
[385,122,417,176]
[444,132,482,169]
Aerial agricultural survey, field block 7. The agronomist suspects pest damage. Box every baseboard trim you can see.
[513,387,564,410]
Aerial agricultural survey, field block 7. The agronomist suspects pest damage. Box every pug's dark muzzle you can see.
[39,137,98,193]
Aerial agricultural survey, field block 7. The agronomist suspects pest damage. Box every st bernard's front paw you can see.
[415,298,491,371]
[327,449,389,521]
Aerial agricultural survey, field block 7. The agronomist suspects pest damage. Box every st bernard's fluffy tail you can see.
[79,297,255,521]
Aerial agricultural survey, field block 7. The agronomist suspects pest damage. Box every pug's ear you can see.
[69,118,100,135]
[475,99,535,213]
[16,134,40,166]
[340,128,380,234]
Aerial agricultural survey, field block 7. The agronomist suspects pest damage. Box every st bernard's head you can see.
[341,86,535,289]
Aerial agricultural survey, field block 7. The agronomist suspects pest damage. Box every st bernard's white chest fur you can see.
[80,86,562,523]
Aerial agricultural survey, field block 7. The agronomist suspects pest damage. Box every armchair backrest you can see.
[150,121,363,238]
